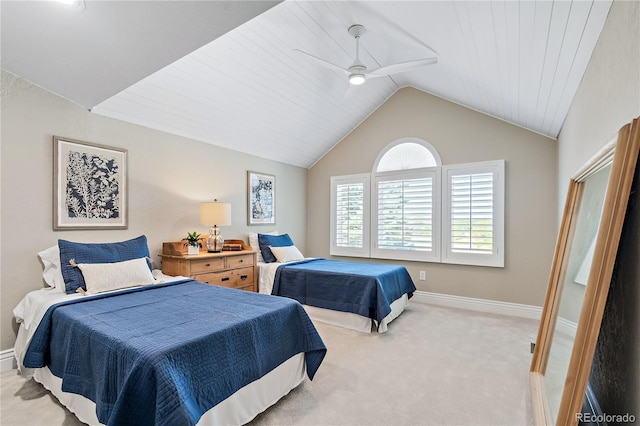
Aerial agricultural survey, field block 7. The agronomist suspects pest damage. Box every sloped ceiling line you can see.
[542,0,596,136]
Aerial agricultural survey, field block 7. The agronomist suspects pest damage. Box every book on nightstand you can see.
[222,239,249,251]
[222,243,243,251]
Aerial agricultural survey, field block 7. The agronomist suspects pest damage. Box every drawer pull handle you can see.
[221,277,230,282]
[205,263,211,267]
[240,275,248,280]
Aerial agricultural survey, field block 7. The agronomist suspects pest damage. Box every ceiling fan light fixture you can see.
[349,73,366,85]
[54,0,86,10]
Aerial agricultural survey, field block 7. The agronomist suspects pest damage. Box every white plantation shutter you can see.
[443,160,504,267]
[450,173,494,253]
[330,174,370,257]
[336,183,364,248]
[372,169,440,262]
[377,178,433,250]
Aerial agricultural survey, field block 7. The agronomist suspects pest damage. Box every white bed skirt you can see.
[303,293,409,333]
[33,353,306,426]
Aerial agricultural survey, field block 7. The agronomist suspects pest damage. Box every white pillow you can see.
[269,245,305,263]
[248,231,278,263]
[38,245,65,291]
[76,257,157,295]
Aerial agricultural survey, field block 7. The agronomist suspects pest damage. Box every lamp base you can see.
[206,226,224,253]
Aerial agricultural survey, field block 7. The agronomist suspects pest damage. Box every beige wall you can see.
[0,70,306,351]
[555,0,639,405]
[557,0,639,208]
[307,87,558,307]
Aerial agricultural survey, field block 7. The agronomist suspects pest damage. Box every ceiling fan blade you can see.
[368,57,438,77]
[293,49,349,75]
[343,82,358,99]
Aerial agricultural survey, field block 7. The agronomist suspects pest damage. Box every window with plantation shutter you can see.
[377,178,433,250]
[372,170,440,262]
[329,139,504,268]
[443,160,504,267]
[450,173,494,253]
[335,183,364,247]
[330,174,370,257]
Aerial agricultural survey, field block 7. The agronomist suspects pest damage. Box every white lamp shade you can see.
[200,202,231,226]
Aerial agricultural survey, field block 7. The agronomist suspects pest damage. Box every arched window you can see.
[374,138,441,172]
[371,139,442,262]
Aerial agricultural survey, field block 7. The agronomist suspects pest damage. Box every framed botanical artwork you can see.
[53,136,128,230]
[247,171,275,225]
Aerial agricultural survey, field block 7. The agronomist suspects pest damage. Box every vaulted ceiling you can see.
[1,1,613,168]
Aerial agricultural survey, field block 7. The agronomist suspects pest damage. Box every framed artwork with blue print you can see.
[53,136,128,230]
[247,170,275,225]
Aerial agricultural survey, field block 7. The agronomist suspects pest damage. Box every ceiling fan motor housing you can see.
[347,24,367,38]
[347,24,367,84]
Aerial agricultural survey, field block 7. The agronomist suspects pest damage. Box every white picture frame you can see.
[247,170,275,225]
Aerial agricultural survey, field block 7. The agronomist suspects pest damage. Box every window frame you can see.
[371,168,441,262]
[330,174,370,258]
[373,137,442,172]
[441,160,505,268]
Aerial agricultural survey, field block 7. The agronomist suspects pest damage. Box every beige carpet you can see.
[1,302,538,426]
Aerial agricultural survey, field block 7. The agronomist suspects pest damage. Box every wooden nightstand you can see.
[160,249,257,292]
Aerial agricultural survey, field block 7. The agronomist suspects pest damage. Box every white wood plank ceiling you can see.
[0,0,281,108]
[5,1,613,169]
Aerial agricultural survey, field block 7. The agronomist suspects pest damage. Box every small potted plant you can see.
[182,231,204,255]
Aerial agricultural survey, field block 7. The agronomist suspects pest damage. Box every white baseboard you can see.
[555,316,578,339]
[412,290,543,321]
[1,348,16,372]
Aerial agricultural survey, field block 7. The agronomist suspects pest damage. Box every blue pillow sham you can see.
[258,233,294,263]
[58,235,151,294]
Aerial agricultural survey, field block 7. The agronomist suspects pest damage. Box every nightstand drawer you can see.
[226,254,254,269]
[198,267,254,289]
[190,258,225,274]
[160,247,257,293]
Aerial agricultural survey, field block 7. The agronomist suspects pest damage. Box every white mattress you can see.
[257,260,409,333]
[13,271,307,425]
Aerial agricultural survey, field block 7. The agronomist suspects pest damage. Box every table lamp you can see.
[200,199,231,253]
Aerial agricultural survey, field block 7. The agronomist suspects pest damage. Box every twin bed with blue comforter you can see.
[259,257,417,333]
[15,235,327,426]
[22,280,325,425]
[273,259,416,327]
[254,233,417,333]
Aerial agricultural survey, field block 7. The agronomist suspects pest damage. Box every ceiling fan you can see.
[295,24,438,86]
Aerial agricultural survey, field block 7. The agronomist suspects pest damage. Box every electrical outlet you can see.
[419,270,426,280]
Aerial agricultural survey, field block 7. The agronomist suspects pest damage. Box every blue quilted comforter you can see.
[272,259,416,327]
[24,280,326,426]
